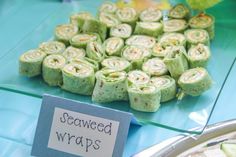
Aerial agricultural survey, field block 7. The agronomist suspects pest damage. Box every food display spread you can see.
[19,1,214,113]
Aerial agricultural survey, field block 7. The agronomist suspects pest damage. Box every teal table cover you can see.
[0,0,235,156]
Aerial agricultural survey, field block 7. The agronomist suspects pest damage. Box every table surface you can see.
[0,0,236,157]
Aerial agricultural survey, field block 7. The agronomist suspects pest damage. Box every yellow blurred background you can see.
[116,0,171,11]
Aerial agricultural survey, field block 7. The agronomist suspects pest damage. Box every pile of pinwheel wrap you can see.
[19,2,214,112]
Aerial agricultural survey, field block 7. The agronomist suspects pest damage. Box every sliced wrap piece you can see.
[126,35,156,49]
[127,70,150,86]
[92,69,128,103]
[139,7,162,22]
[99,12,120,28]
[103,37,124,56]
[101,57,131,72]
[39,41,65,55]
[62,62,95,95]
[178,67,212,96]
[71,57,100,72]
[99,1,117,14]
[142,57,168,76]
[187,43,211,68]
[185,29,210,48]
[134,22,163,37]
[116,7,138,27]
[54,24,78,45]
[128,84,161,112]
[152,43,172,58]
[159,33,186,48]
[151,75,177,102]
[164,46,188,80]
[42,54,66,86]
[62,46,85,62]
[70,33,101,49]
[19,49,46,77]
[168,3,190,19]
[122,45,151,69]
[110,23,132,39]
[163,19,188,33]
[86,41,105,62]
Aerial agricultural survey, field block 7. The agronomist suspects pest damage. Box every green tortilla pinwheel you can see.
[134,22,163,37]
[159,32,186,48]
[92,69,128,103]
[189,13,215,39]
[152,43,171,58]
[116,7,138,27]
[126,35,156,49]
[99,1,117,14]
[187,43,211,68]
[82,18,108,41]
[71,57,100,72]
[54,24,78,45]
[139,7,162,22]
[70,33,101,49]
[39,41,65,55]
[128,84,161,112]
[70,12,93,29]
[110,23,132,39]
[62,46,85,62]
[164,46,188,80]
[62,62,95,95]
[150,75,177,102]
[178,67,212,96]
[42,54,66,86]
[163,19,188,33]
[184,29,210,48]
[101,56,131,72]
[98,12,120,28]
[19,49,46,77]
[142,57,168,76]
[122,45,151,69]
[169,4,190,19]
[103,37,124,56]
[127,70,150,86]
[86,41,105,62]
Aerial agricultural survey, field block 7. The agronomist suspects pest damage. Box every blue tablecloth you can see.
[0,0,236,156]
